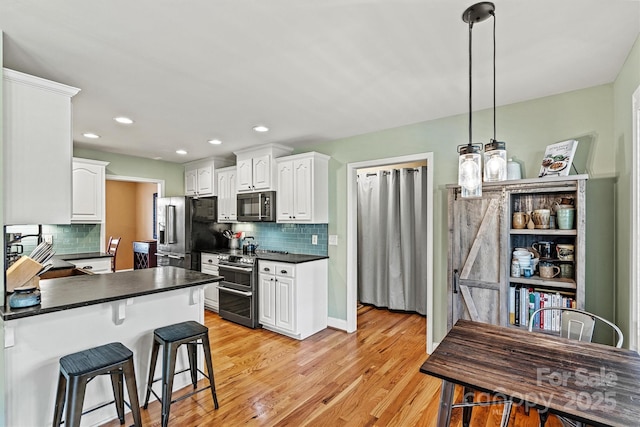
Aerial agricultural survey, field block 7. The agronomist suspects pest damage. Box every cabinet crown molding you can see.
[3,68,80,98]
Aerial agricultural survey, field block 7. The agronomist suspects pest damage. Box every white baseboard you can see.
[327,316,349,332]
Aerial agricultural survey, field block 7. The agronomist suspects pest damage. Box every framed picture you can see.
[539,139,579,177]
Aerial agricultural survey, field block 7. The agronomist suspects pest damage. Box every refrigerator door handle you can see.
[168,254,184,260]
[166,205,177,243]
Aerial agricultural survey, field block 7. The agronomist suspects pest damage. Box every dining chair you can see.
[107,236,121,272]
[528,307,624,427]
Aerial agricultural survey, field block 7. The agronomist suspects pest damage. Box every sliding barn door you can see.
[447,187,507,329]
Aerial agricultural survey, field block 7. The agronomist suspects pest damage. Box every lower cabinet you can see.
[201,252,219,312]
[72,258,112,274]
[258,259,328,340]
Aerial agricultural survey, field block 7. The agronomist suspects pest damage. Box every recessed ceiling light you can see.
[208,139,222,145]
[176,149,188,155]
[114,116,134,124]
[253,125,269,133]
[83,133,100,139]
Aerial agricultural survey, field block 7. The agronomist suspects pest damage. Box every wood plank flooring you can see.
[102,306,563,426]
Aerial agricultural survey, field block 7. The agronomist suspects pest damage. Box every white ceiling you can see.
[1,0,639,163]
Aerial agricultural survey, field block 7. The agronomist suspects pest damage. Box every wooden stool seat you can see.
[143,321,219,427]
[53,342,142,427]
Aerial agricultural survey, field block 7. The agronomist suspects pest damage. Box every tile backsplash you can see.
[5,224,101,256]
[231,223,328,256]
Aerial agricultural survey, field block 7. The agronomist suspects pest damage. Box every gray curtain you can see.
[357,166,428,315]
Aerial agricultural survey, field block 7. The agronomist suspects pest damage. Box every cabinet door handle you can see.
[280,270,287,274]
[453,269,459,294]
[264,267,270,272]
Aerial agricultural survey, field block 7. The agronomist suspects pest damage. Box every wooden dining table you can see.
[420,319,640,427]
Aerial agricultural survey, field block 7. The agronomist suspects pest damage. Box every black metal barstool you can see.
[143,321,219,427]
[52,342,142,427]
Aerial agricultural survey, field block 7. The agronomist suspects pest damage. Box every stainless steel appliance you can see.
[217,254,259,328]
[237,191,276,222]
[156,196,223,269]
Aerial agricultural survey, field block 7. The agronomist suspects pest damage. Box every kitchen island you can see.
[0,266,222,426]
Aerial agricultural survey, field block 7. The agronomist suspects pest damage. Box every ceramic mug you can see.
[532,209,551,229]
[512,212,530,229]
[557,208,575,230]
[560,263,574,279]
[557,244,575,261]
[539,262,561,279]
[532,241,556,259]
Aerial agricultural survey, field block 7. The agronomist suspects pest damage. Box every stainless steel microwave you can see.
[237,191,276,222]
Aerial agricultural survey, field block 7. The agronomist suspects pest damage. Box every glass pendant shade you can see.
[458,144,482,197]
[484,140,507,182]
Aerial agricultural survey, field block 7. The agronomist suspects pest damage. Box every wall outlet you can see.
[43,234,53,244]
[329,235,338,246]
[312,235,318,245]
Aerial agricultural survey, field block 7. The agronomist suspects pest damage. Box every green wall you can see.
[73,147,185,196]
[614,35,640,346]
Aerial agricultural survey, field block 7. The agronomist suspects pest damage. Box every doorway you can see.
[356,162,427,314]
[346,153,434,353]
[105,175,164,271]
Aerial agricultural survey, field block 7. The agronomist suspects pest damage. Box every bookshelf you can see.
[447,175,587,331]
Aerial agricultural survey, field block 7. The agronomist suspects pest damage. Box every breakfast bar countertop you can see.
[0,266,222,321]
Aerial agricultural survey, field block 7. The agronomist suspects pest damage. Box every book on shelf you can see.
[509,284,575,331]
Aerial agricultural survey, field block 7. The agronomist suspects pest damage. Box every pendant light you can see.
[458,2,500,197]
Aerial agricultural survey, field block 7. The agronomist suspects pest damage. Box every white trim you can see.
[346,152,435,353]
[630,85,640,352]
[3,68,80,97]
[327,316,348,331]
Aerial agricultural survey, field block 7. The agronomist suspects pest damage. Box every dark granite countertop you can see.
[49,256,76,271]
[1,266,222,321]
[202,249,328,264]
[58,252,113,261]
[255,253,329,264]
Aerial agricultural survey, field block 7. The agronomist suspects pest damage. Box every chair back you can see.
[107,237,121,272]
[529,307,623,348]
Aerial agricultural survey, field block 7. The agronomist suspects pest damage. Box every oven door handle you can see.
[217,286,253,297]
[219,264,254,273]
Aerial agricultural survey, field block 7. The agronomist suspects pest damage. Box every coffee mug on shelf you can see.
[560,263,574,279]
[557,208,575,230]
[532,209,551,229]
[539,262,561,279]
[512,212,530,229]
[513,250,533,258]
[531,241,556,259]
[522,266,533,278]
[556,244,575,261]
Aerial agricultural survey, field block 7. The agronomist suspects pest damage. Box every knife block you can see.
[6,256,43,292]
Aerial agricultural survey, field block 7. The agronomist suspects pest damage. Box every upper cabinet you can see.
[72,158,109,223]
[3,68,80,225]
[217,166,237,222]
[234,144,293,192]
[185,159,215,197]
[276,152,329,224]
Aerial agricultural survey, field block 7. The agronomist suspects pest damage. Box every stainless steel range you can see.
[217,254,259,328]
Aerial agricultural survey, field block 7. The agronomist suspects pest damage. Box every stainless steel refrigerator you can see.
[156,196,224,269]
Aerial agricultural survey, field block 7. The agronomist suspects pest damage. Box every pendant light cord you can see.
[491,9,496,142]
[468,13,473,147]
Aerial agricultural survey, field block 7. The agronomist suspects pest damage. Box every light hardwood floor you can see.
[103,305,562,426]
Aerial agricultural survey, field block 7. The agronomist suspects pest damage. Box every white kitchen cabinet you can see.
[72,158,109,223]
[234,144,293,192]
[216,166,237,222]
[73,257,112,274]
[257,259,328,340]
[276,152,329,223]
[185,160,215,197]
[3,68,80,225]
[201,252,220,312]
